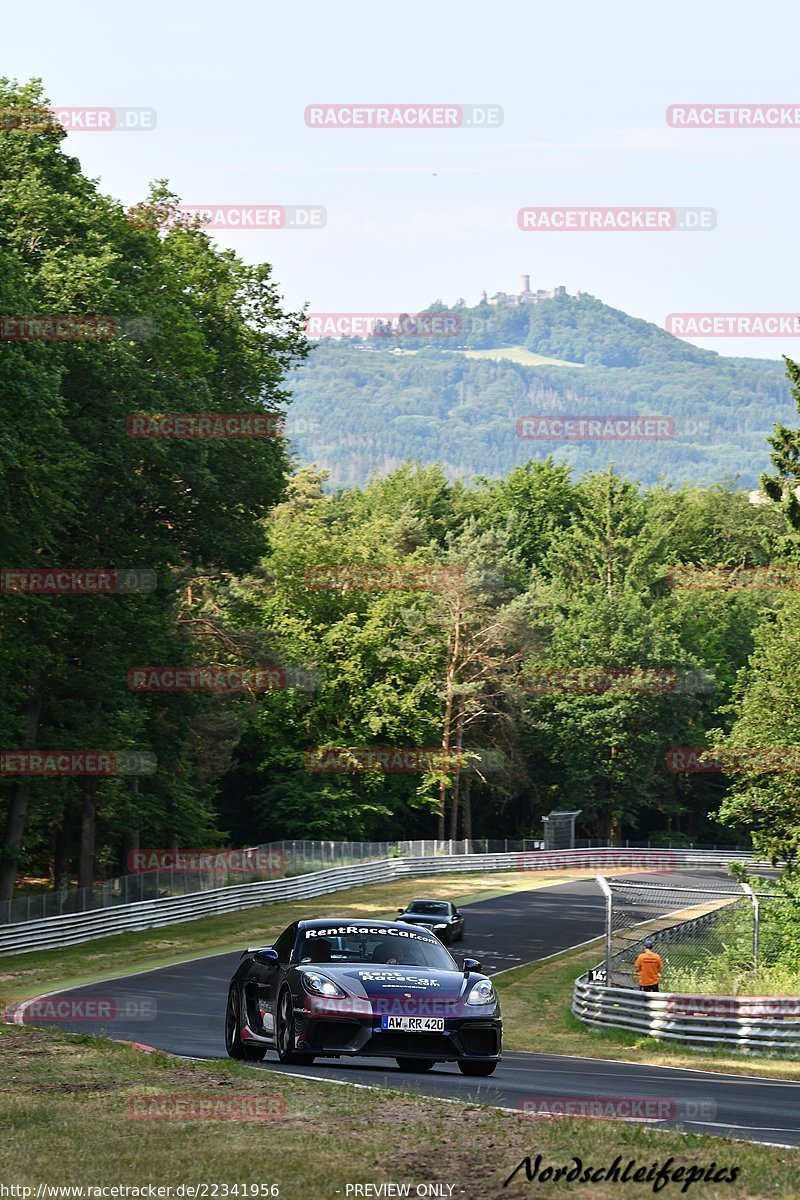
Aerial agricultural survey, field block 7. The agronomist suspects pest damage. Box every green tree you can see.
[761,356,800,536]
[714,598,800,864]
[0,79,307,897]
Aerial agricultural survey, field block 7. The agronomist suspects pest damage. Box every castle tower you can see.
[519,274,530,295]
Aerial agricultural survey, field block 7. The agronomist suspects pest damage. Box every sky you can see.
[4,0,800,359]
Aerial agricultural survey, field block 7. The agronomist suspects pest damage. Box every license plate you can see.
[381,1016,444,1032]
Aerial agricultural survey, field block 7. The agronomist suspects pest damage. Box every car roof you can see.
[297,917,406,931]
[296,917,443,937]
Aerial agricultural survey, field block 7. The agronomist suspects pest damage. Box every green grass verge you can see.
[0,870,591,1005]
[1,1024,798,1198]
[495,941,800,1080]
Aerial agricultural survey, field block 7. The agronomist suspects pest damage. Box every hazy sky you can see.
[4,1,800,358]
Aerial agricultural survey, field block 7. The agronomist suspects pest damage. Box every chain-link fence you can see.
[593,875,779,992]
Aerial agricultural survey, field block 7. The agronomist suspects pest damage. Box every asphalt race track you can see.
[16,869,800,1147]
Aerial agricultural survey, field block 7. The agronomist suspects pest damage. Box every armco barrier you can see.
[572,973,800,1052]
[0,848,755,957]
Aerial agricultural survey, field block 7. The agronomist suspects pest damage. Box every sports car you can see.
[225,917,501,1074]
[395,898,465,944]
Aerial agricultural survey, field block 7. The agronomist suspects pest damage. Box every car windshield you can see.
[296,925,456,969]
[407,901,450,914]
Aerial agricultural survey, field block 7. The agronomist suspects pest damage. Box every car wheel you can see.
[275,987,315,1065]
[225,985,266,1061]
[396,1058,436,1072]
[457,1059,497,1076]
[457,925,465,942]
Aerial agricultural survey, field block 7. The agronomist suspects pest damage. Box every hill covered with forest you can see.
[284,291,794,489]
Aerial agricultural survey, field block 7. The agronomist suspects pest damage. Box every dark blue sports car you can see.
[225,917,501,1075]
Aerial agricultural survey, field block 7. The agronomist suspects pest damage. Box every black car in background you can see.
[395,898,465,945]
[225,917,500,1075]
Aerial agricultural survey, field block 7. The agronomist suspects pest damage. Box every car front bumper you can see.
[294,1011,502,1061]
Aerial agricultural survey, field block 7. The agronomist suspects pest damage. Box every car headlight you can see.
[466,978,495,1005]
[434,923,448,930]
[301,972,346,998]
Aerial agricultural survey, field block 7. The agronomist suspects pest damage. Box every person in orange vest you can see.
[634,938,663,991]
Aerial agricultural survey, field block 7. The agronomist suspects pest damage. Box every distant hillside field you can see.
[283,292,794,489]
[460,346,584,368]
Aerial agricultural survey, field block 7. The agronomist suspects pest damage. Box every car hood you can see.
[297,964,496,1018]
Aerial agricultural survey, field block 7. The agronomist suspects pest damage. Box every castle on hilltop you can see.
[481,274,574,308]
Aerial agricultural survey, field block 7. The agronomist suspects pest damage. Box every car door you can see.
[255,922,297,1039]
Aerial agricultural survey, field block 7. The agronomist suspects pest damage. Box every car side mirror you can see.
[462,957,482,974]
[254,948,279,965]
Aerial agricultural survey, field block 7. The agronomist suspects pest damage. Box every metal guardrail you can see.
[3,837,746,927]
[1,837,549,926]
[572,973,800,1052]
[0,847,757,957]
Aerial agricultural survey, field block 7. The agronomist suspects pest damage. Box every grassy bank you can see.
[495,941,800,1080]
[1,1024,798,1199]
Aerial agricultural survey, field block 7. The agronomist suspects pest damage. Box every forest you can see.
[3,78,800,902]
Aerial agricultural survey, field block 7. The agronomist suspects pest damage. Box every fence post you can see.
[740,881,759,975]
[596,874,613,987]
